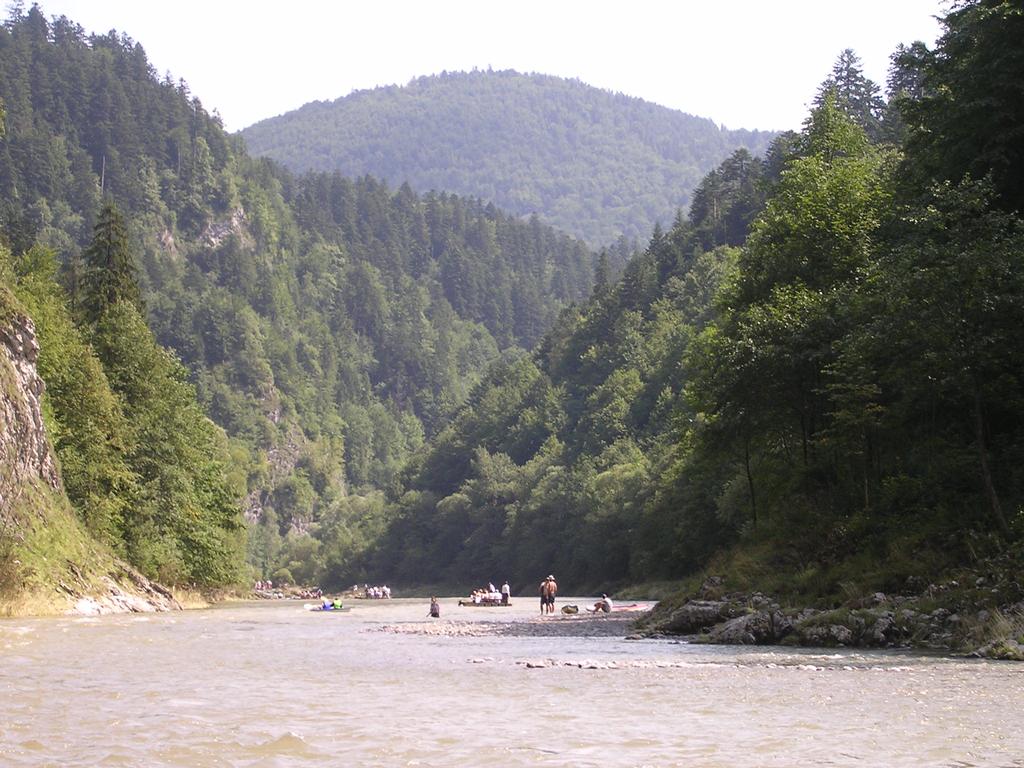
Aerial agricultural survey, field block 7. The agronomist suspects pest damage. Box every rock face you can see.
[660,599,748,634]
[69,567,181,615]
[0,311,60,499]
[706,610,794,645]
[200,206,249,249]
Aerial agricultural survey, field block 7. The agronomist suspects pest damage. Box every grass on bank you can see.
[0,479,119,617]
[643,508,1024,630]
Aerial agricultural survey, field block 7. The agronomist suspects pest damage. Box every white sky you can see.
[30,0,947,133]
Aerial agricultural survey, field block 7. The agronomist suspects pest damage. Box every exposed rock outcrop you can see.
[0,311,60,497]
[706,610,794,645]
[68,565,181,615]
[640,574,1024,659]
[200,206,248,249]
[659,599,747,634]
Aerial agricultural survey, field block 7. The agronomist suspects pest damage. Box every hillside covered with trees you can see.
[240,70,776,246]
[2,0,1022,637]
[0,4,603,593]
[364,2,1024,620]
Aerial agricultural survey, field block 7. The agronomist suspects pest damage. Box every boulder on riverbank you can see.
[639,576,1024,659]
[659,599,748,634]
[704,609,794,645]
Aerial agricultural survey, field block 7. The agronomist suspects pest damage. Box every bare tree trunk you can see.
[971,378,1009,537]
[744,434,758,529]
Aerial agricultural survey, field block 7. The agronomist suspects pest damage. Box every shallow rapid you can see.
[2,597,1022,767]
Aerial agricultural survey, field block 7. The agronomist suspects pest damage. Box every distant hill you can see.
[240,70,776,245]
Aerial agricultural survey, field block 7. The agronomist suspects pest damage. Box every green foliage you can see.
[241,70,776,245]
[688,97,891,536]
[689,149,766,249]
[373,197,744,588]
[4,1,1021,604]
[12,245,135,550]
[370,19,1024,598]
[832,180,1024,536]
[90,300,246,585]
[899,0,1024,211]
[813,49,886,142]
[80,200,142,322]
[5,230,245,588]
[0,7,605,588]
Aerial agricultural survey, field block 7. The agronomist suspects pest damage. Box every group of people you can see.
[361,584,391,599]
[425,576,612,618]
[468,581,511,605]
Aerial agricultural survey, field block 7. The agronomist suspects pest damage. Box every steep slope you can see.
[0,287,179,615]
[241,70,776,245]
[0,6,602,584]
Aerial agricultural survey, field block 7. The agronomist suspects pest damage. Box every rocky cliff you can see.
[0,292,180,616]
[0,307,59,499]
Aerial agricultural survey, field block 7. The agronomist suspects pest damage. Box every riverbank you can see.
[637,575,1024,660]
[0,479,189,618]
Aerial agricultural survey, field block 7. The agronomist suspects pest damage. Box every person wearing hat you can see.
[538,575,558,614]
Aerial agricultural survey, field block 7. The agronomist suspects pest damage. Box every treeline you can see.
[241,69,776,245]
[364,3,1024,597]
[0,5,602,588]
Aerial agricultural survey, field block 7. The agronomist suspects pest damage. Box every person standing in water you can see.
[429,596,440,618]
[501,581,511,605]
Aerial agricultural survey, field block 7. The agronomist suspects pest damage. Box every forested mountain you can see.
[240,70,776,246]
[364,7,1024,607]
[0,5,601,591]
[3,0,1022,619]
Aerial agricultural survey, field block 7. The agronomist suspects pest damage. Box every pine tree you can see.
[814,49,885,143]
[592,250,611,298]
[80,200,141,322]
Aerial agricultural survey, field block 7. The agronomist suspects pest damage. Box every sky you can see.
[28,1,948,133]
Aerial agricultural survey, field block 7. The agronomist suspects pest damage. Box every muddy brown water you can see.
[2,597,1022,766]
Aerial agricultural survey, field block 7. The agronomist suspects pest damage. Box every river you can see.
[1,597,1022,767]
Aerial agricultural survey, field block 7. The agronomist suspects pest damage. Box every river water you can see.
[1,597,1022,767]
